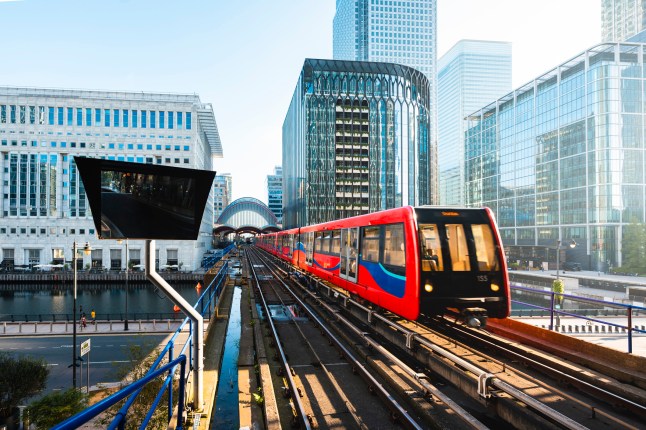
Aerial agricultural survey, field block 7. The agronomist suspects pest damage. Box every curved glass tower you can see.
[283,58,437,228]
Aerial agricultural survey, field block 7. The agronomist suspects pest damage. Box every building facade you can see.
[0,87,222,272]
[437,40,512,205]
[267,166,283,225]
[465,43,646,271]
[602,0,646,42]
[213,173,232,224]
[283,59,436,228]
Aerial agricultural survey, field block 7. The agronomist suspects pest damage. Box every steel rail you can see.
[246,251,312,430]
[252,247,426,430]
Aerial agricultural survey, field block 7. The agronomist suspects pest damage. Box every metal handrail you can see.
[52,261,228,429]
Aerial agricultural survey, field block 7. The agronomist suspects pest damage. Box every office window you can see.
[168,111,174,129]
[141,110,147,128]
[67,107,73,126]
[48,107,55,125]
[123,109,129,127]
[160,111,165,128]
[57,107,63,125]
[104,109,110,126]
[150,111,156,128]
[10,105,16,123]
[114,109,120,127]
[0,105,5,123]
[186,112,192,129]
[95,108,101,125]
[29,106,36,124]
[132,110,138,128]
[76,108,82,126]
[86,108,92,126]
[177,112,183,129]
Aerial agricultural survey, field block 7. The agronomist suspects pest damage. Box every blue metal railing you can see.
[53,260,229,429]
[510,284,646,353]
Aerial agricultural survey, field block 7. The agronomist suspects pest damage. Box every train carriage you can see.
[257,206,510,324]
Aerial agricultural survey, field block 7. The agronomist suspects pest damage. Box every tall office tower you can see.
[0,87,222,272]
[283,59,436,229]
[213,173,232,223]
[602,0,646,42]
[267,166,283,225]
[437,40,512,205]
[465,43,646,272]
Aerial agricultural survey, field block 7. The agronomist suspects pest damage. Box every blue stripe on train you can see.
[360,260,406,298]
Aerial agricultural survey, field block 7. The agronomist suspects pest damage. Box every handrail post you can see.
[628,306,633,354]
[549,292,555,331]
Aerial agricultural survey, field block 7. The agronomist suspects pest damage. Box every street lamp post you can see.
[124,239,129,331]
[555,238,577,280]
[71,241,91,389]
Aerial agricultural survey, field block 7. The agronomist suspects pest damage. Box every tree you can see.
[0,352,49,419]
[552,279,565,306]
[621,221,646,273]
[27,388,87,429]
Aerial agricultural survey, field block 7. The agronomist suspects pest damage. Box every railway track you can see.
[249,246,646,429]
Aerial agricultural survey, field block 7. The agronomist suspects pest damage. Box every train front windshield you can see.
[419,223,500,272]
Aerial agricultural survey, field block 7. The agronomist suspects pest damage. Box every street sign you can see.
[81,338,91,357]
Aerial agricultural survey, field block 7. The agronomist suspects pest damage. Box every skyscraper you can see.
[267,166,283,225]
[602,0,646,42]
[437,40,512,205]
[283,59,435,228]
[213,173,232,223]
[333,0,437,79]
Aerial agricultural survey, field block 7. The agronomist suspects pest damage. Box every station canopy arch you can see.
[214,197,281,236]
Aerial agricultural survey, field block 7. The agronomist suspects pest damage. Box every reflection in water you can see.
[0,283,203,320]
[212,286,241,429]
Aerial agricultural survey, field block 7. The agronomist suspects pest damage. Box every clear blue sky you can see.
[0,0,600,203]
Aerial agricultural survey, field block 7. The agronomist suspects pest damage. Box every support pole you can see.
[145,240,204,410]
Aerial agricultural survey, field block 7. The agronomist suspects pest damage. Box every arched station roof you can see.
[214,197,281,235]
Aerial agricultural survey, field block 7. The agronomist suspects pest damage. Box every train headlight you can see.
[424,282,433,293]
[490,283,500,292]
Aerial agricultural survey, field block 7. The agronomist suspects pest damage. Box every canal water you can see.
[0,283,204,321]
[211,285,242,428]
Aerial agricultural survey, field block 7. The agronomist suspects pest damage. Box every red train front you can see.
[256,206,510,324]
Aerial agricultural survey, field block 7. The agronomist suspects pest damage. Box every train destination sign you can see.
[75,157,216,240]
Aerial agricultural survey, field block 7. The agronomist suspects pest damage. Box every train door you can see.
[340,228,358,282]
[305,231,314,266]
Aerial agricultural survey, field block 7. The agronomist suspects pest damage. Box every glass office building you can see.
[0,87,221,272]
[602,0,646,42]
[267,166,283,225]
[438,40,512,205]
[283,58,436,228]
[465,43,646,270]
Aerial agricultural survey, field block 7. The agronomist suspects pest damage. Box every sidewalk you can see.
[0,319,188,336]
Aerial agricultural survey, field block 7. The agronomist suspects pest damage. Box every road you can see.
[1,333,167,396]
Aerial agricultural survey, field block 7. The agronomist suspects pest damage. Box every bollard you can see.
[50,322,53,333]
[3,321,6,334]
[34,322,37,333]
[139,320,142,331]
[168,319,171,330]
[110,321,113,331]
[152,319,156,330]
[95,321,98,332]
[19,322,22,333]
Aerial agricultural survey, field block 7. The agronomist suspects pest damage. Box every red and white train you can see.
[256,206,510,325]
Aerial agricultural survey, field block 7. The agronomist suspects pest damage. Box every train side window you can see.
[314,232,323,253]
[419,224,443,271]
[322,231,332,254]
[361,226,380,262]
[331,230,341,254]
[446,224,471,271]
[471,224,499,271]
[383,223,406,271]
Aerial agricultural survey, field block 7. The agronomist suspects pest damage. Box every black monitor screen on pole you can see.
[75,157,216,240]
